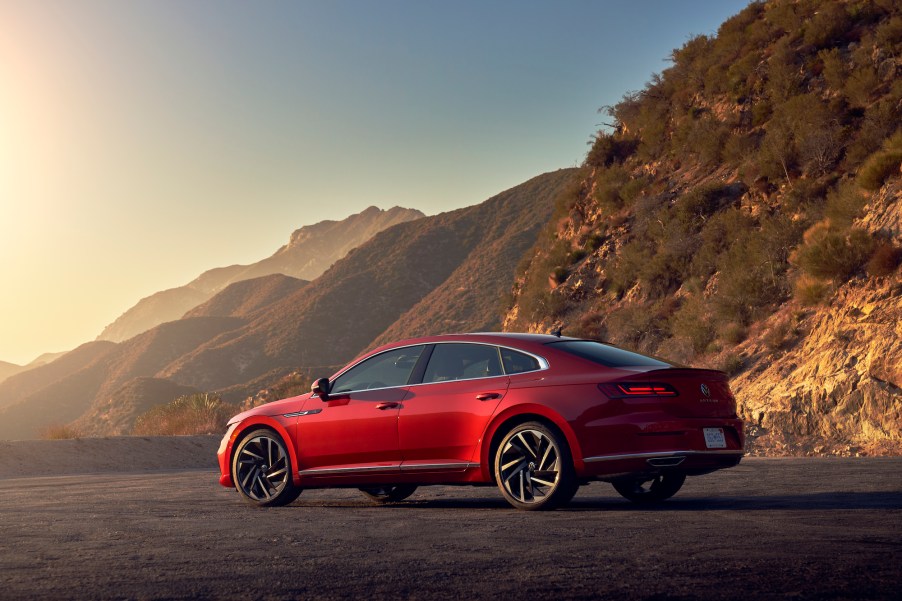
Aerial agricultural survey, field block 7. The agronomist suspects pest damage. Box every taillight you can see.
[598,382,679,398]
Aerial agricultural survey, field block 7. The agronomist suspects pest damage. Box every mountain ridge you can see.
[97,206,424,343]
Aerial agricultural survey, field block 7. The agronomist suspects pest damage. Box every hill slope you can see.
[0,361,26,385]
[184,274,309,319]
[502,0,901,454]
[160,170,576,394]
[97,206,423,342]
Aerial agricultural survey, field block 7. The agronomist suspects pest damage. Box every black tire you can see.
[494,421,578,511]
[359,485,418,504]
[612,472,686,503]
[231,428,302,507]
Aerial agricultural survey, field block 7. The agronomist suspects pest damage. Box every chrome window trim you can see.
[583,449,745,463]
[327,341,549,396]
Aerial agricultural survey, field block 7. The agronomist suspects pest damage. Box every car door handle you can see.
[476,393,502,401]
[376,402,400,410]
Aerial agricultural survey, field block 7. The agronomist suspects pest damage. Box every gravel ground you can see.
[0,456,900,600]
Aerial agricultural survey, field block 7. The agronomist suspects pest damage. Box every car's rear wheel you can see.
[612,472,686,503]
[494,422,577,511]
[232,429,302,507]
[359,485,418,503]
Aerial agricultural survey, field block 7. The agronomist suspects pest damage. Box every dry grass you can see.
[40,424,81,440]
[132,393,238,436]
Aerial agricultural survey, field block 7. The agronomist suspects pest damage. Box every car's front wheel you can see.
[232,428,302,507]
[494,422,578,511]
[612,472,686,503]
[359,485,418,504]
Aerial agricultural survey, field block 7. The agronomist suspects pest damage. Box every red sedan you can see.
[217,333,744,510]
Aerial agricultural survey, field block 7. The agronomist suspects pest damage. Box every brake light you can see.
[598,382,679,398]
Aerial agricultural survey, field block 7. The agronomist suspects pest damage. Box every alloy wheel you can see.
[235,433,290,502]
[497,428,562,505]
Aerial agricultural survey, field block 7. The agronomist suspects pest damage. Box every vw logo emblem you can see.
[700,384,711,397]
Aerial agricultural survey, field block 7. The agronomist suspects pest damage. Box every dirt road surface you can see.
[1,457,900,600]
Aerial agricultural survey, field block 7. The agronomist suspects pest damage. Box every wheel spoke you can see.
[516,432,539,459]
[538,444,553,471]
[267,467,287,479]
[241,448,264,461]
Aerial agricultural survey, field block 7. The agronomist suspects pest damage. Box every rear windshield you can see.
[547,340,671,368]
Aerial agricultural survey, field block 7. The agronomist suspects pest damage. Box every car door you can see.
[295,345,425,476]
[398,343,509,472]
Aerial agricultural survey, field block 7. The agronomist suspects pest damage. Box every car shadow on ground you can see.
[289,490,902,511]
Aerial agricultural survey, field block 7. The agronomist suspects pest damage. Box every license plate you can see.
[703,427,727,449]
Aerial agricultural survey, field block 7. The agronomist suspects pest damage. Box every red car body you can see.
[218,333,744,509]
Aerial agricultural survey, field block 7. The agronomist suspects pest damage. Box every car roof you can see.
[365,332,578,357]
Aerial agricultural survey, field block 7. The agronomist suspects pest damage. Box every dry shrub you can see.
[866,242,902,277]
[795,224,876,280]
[858,130,902,191]
[794,274,830,306]
[41,424,81,440]
[858,151,902,191]
[763,317,792,351]
[721,322,747,345]
[718,354,745,376]
[133,393,238,436]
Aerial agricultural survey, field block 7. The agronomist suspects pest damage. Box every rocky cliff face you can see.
[733,185,901,456]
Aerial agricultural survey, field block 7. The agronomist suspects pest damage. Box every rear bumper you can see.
[576,416,744,478]
[581,449,743,479]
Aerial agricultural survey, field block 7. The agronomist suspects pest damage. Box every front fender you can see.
[478,403,584,482]
[221,416,301,487]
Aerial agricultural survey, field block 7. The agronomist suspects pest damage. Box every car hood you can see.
[227,395,307,424]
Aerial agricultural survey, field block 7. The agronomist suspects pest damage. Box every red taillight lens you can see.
[598,382,679,398]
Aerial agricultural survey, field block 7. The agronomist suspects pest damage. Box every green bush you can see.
[825,180,867,226]
[133,393,238,436]
[845,65,879,107]
[803,2,850,49]
[670,298,715,354]
[858,150,902,191]
[795,225,876,280]
[794,274,830,306]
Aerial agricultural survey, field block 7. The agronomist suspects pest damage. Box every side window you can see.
[331,346,425,393]
[500,348,541,374]
[422,344,503,383]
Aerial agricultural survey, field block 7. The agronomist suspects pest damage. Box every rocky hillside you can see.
[503,0,901,455]
[97,206,423,342]
[0,172,572,439]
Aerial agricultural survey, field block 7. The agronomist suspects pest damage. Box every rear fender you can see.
[478,404,584,481]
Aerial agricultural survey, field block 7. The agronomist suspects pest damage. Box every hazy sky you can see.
[0,0,749,364]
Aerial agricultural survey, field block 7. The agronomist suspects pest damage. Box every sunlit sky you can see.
[0,0,749,364]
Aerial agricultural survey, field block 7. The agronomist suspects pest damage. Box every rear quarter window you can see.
[547,340,671,368]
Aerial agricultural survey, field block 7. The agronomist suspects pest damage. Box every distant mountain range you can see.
[0,172,573,438]
[97,206,424,342]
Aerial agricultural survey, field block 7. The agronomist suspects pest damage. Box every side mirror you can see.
[311,377,331,400]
